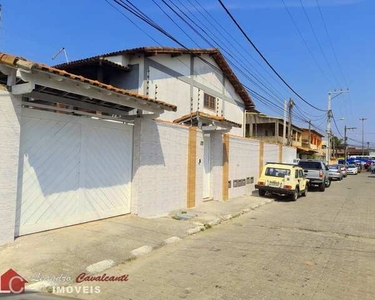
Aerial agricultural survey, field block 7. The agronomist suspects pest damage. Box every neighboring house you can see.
[245,112,302,147]
[54,47,256,136]
[300,128,325,159]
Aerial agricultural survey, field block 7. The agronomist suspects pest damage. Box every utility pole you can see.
[308,120,311,147]
[359,117,367,156]
[344,125,356,163]
[288,98,294,146]
[326,92,332,164]
[326,89,349,164]
[283,100,287,145]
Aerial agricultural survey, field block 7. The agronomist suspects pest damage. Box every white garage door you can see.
[15,108,133,236]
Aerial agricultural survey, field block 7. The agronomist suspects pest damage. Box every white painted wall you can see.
[282,146,297,164]
[228,136,260,198]
[193,56,223,93]
[263,143,279,165]
[211,133,223,201]
[148,66,191,121]
[0,88,21,245]
[118,53,247,136]
[132,119,190,217]
[149,55,191,77]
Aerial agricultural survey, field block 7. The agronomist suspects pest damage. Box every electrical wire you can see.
[316,0,349,88]
[298,0,341,88]
[107,0,326,132]
[217,0,326,112]
[280,0,334,87]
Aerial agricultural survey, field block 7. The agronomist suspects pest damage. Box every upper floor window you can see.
[204,93,216,111]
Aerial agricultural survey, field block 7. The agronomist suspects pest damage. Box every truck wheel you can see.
[319,182,326,192]
[291,188,299,201]
[259,190,266,197]
[325,178,331,188]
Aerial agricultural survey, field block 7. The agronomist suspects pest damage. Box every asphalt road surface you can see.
[41,172,375,299]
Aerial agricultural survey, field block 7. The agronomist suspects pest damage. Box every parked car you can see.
[339,164,347,178]
[255,163,309,201]
[298,159,330,191]
[346,164,358,175]
[328,164,343,181]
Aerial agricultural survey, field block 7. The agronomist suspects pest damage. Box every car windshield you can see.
[298,161,321,169]
[348,164,356,168]
[328,165,339,169]
[265,167,290,178]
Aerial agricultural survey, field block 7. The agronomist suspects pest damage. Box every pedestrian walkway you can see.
[0,193,272,292]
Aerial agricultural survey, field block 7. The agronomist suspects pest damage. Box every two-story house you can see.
[245,112,302,147]
[300,128,325,159]
[55,47,256,136]
[1,47,271,245]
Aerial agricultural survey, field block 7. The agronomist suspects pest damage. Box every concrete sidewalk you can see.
[0,193,272,292]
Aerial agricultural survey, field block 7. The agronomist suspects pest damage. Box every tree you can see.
[331,136,344,157]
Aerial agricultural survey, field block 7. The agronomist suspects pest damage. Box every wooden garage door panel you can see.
[16,109,133,236]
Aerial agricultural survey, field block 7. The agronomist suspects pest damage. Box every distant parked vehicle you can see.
[346,164,358,175]
[328,165,343,181]
[298,160,331,191]
[339,164,347,178]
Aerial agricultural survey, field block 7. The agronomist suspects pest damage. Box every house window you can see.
[204,93,216,110]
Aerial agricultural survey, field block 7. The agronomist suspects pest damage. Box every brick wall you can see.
[0,87,21,245]
[282,146,297,164]
[228,136,260,199]
[132,119,191,217]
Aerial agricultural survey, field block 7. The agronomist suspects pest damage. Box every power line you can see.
[315,0,349,88]
[108,0,325,132]
[217,0,326,112]
[298,0,341,88]
[281,0,334,87]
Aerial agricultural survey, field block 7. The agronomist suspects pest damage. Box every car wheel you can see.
[319,182,326,192]
[302,186,308,197]
[259,189,266,197]
[325,178,331,188]
[291,188,299,201]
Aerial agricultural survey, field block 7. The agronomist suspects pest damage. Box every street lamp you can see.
[326,89,349,164]
[344,125,356,163]
[359,118,367,156]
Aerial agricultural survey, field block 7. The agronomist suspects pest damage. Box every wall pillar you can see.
[211,132,223,201]
[259,141,264,177]
[187,127,197,208]
[222,134,229,201]
[0,86,21,245]
[279,144,283,163]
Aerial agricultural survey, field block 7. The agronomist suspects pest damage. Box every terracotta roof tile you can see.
[53,47,255,110]
[0,52,176,111]
[174,111,242,128]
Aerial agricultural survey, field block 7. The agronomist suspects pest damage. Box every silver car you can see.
[338,164,347,177]
[328,164,343,181]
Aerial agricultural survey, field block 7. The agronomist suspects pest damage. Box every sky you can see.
[1,0,374,146]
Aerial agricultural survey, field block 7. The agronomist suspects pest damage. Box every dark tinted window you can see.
[298,161,322,169]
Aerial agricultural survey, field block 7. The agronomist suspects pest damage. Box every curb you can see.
[186,199,273,235]
[30,199,274,293]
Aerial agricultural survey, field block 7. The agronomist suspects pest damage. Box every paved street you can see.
[58,173,375,299]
